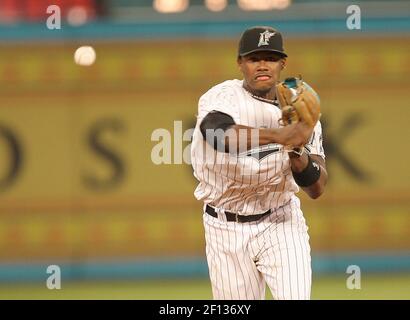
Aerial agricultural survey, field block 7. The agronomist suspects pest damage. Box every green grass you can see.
[0,274,409,300]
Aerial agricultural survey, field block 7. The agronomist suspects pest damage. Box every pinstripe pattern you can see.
[193,79,322,300]
[191,79,324,214]
[203,197,312,300]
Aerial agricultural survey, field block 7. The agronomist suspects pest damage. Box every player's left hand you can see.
[276,77,321,128]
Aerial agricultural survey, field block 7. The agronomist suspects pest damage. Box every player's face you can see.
[238,51,285,97]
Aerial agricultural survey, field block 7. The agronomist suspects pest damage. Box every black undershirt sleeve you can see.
[199,111,236,153]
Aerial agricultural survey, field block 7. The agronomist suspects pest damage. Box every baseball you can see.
[74,46,96,66]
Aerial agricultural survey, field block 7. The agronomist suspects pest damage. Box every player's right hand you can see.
[278,122,314,148]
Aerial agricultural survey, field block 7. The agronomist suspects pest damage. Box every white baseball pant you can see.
[203,198,312,300]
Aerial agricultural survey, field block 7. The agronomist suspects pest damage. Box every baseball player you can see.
[190,26,328,300]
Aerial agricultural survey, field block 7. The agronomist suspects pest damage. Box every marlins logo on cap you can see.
[258,30,276,47]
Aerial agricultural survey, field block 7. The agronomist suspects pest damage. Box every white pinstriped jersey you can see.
[191,79,325,215]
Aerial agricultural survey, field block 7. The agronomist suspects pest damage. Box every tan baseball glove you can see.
[276,76,321,128]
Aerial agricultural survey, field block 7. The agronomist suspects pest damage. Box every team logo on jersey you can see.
[258,30,276,47]
[239,143,282,161]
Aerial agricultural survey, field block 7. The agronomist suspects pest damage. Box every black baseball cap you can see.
[238,26,287,58]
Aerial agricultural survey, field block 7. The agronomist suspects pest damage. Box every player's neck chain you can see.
[243,87,278,106]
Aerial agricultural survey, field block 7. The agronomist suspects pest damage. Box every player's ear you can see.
[237,56,243,71]
[281,58,287,70]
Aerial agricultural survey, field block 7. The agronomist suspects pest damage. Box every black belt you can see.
[205,205,272,223]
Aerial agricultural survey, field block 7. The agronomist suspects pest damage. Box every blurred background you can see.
[0,0,409,299]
